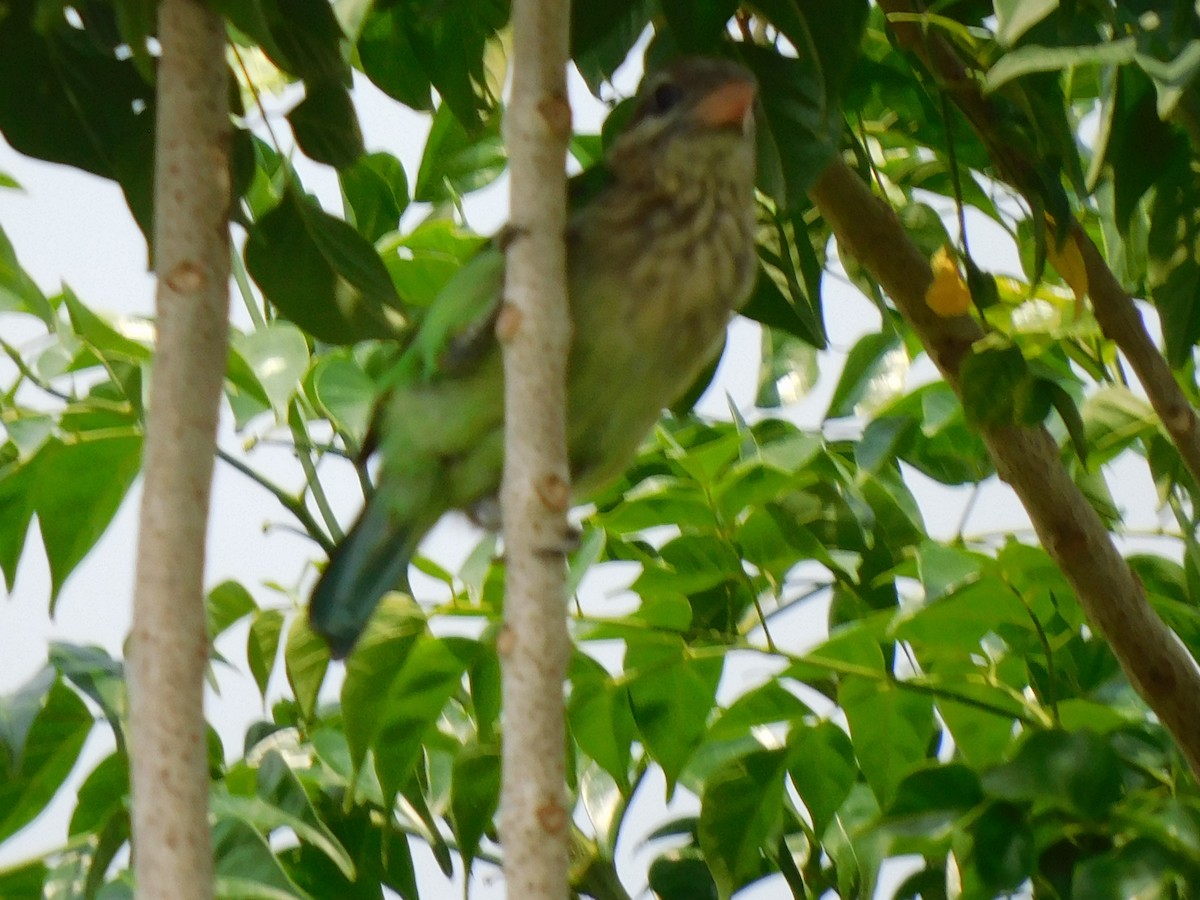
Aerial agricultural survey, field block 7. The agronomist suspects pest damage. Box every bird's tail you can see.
[309,491,423,659]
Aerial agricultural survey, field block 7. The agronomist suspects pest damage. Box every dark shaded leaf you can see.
[450,743,501,871]
[413,103,506,204]
[698,749,788,898]
[572,0,655,94]
[244,188,407,344]
[0,5,155,238]
[287,80,365,170]
[340,152,410,242]
[209,0,347,83]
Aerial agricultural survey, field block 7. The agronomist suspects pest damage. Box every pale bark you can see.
[129,1,231,896]
[810,158,1200,779]
[498,1,573,897]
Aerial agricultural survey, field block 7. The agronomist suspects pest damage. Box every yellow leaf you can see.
[925,246,970,317]
[1044,216,1089,313]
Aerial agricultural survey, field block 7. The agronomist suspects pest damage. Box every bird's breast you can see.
[564,175,756,489]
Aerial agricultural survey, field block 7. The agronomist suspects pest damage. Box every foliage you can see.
[2,0,1200,898]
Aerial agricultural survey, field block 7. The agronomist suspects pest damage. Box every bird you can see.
[310,56,759,658]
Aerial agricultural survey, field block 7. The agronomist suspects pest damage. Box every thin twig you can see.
[288,399,344,543]
[216,447,335,554]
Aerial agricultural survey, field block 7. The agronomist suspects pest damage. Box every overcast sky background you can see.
[0,43,1172,899]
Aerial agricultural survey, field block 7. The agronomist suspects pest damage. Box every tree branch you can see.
[498,0,573,896]
[128,0,230,895]
[1073,228,1200,481]
[809,157,1200,779]
[879,0,1200,489]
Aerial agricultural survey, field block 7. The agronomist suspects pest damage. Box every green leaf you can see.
[994,0,1059,47]
[0,858,47,899]
[572,0,654,94]
[0,453,42,591]
[207,581,258,641]
[1047,379,1088,465]
[929,671,1022,769]
[0,6,157,238]
[284,615,329,723]
[35,435,142,605]
[885,762,983,826]
[966,801,1035,891]
[69,751,129,838]
[0,224,53,324]
[1072,839,1181,900]
[413,103,506,204]
[49,643,126,748]
[839,676,933,807]
[981,729,1122,821]
[625,640,723,790]
[648,849,718,900]
[247,609,284,700]
[826,332,902,420]
[339,152,410,242]
[748,227,829,346]
[985,38,1137,93]
[380,219,491,312]
[959,344,1030,428]
[915,541,983,603]
[356,8,433,110]
[209,0,347,83]
[245,187,407,345]
[1080,385,1156,466]
[307,352,376,448]
[339,594,428,772]
[787,721,857,837]
[225,343,272,428]
[756,327,819,407]
[709,682,810,741]
[287,80,364,170]
[62,287,151,362]
[739,44,843,212]
[894,580,1029,656]
[739,1,867,209]
[357,0,506,129]
[568,655,636,788]
[0,675,93,843]
[698,749,788,899]
[659,0,738,53]
[212,816,309,899]
[233,323,310,418]
[874,384,994,484]
[238,750,355,878]
[450,743,501,871]
[597,482,715,534]
[369,636,482,804]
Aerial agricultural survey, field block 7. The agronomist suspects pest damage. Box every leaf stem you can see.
[288,400,344,543]
[215,447,335,554]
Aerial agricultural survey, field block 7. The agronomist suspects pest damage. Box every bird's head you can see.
[607,57,757,192]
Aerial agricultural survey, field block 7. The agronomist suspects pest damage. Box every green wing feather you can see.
[312,163,618,656]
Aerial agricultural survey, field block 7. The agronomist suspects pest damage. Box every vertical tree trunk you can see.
[498,0,573,896]
[128,1,230,896]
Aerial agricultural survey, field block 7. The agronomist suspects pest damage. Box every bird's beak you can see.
[693,78,757,131]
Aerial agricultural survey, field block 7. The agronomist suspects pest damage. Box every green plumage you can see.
[311,57,759,657]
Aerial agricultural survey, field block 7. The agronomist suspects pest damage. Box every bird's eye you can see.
[646,81,683,116]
